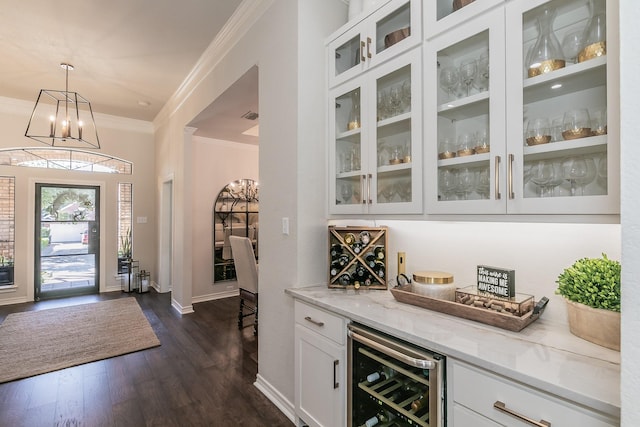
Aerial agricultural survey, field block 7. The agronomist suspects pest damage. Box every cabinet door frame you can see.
[424,7,507,214]
[327,0,422,89]
[294,324,346,427]
[505,0,620,214]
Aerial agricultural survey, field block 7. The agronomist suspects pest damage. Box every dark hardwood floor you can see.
[0,290,292,427]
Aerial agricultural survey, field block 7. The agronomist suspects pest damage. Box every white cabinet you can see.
[294,301,347,427]
[329,47,422,215]
[425,0,619,215]
[448,359,619,426]
[328,0,421,88]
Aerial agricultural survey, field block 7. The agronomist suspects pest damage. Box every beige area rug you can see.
[0,298,160,383]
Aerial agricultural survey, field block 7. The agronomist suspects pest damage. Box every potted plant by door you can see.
[556,253,621,351]
[118,228,132,274]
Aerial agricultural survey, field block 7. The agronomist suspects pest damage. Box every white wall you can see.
[191,136,258,300]
[0,97,155,304]
[620,0,640,424]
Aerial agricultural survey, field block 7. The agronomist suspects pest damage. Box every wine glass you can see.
[562,109,591,140]
[475,50,490,92]
[389,86,403,117]
[562,29,585,64]
[564,156,596,196]
[475,167,491,199]
[456,167,477,200]
[439,66,460,100]
[546,159,565,197]
[401,80,411,113]
[380,185,394,202]
[459,59,478,97]
[439,168,458,201]
[597,154,608,186]
[340,183,353,204]
[525,117,551,146]
[529,160,554,197]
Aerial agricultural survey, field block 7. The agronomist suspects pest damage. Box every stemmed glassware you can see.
[340,183,353,204]
[439,169,458,201]
[475,167,491,199]
[564,156,596,196]
[439,66,460,100]
[456,167,477,200]
[475,51,490,92]
[562,30,585,64]
[529,160,554,197]
[459,59,478,97]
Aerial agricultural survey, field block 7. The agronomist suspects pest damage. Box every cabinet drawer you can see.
[295,300,346,345]
[451,360,618,427]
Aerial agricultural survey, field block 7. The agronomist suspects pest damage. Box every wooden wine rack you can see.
[328,226,388,290]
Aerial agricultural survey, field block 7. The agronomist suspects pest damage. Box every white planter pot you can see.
[566,299,620,351]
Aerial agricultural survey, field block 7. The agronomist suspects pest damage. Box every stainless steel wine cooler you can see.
[347,324,446,427]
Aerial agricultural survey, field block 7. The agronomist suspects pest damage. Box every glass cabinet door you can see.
[425,8,506,214]
[370,47,422,214]
[330,82,367,214]
[425,0,504,40]
[505,0,618,214]
[328,0,421,88]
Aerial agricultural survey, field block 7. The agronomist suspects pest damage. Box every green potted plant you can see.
[556,253,621,351]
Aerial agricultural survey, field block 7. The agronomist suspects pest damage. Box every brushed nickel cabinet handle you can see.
[508,153,515,199]
[304,316,324,327]
[366,37,372,59]
[493,401,551,427]
[360,40,366,63]
[333,359,339,389]
[361,174,367,205]
[367,173,372,204]
[494,155,501,200]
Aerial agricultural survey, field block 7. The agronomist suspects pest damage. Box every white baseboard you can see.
[192,289,239,304]
[171,298,194,316]
[254,374,297,425]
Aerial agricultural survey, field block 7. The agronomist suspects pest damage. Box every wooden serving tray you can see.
[389,284,546,332]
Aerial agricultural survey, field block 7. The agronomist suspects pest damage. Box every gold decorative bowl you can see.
[384,27,410,48]
[389,158,402,165]
[457,148,475,157]
[474,145,490,154]
[562,128,592,140]
[525,135,551,146]
[438,151,456,160]
[592,126,608,136]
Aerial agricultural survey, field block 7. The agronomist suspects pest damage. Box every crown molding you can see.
[0,96,154,134]
[153,0,274,127]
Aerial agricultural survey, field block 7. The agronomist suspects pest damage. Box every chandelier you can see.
[25,63,100,149]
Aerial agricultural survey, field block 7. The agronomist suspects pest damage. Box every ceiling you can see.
[0,0,257,142]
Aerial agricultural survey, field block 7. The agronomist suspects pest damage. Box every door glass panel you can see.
[335,88,363,207]
[375,2,411,56]
[36,184,99,300]
[376,64,412,204]
[335,35,362,80]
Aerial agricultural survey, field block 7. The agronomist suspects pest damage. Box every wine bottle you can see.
[411,391,429,412]
[352,242,363,254]
[366,366,396,383]
[374,245,385,260]
[330,260,342,277]
[359,230,371,245]
[374,260,385,279]
[354,264,366,280]
[344,232,356,246]
[360,410,396,427]
[338,272,352,286]
[365,253,377,268]
[338,253,350,267]
[330,243,343,259]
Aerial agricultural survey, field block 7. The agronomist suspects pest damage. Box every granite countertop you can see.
[286,285,621,418]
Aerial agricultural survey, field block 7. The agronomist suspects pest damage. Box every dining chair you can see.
[229,235,258,335]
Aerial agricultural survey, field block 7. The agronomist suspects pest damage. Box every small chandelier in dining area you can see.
[24,63,100,149]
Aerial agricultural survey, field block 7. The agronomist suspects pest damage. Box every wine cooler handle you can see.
[366,37,372,59]
[493,401,551,427]
[494,155,501,200]
[508,153,515,199]
[360,40,366,63]
[361,175,367,205]
[304,316,324,327]
[367,173,372,204]
[349,330,437,370]
[333,359,339,389]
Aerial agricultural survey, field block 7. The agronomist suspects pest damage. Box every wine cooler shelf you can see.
[328,226,388,290]
[356,347,431,427]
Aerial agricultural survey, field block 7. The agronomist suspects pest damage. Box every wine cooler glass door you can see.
[347,324,445,427]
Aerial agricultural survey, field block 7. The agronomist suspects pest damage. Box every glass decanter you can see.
[526,7,565,78]
[347,89,361,130]
[578,0,606,63]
